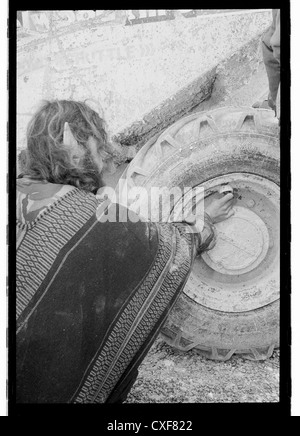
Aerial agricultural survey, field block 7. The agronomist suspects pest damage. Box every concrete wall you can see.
[17,9,272,160]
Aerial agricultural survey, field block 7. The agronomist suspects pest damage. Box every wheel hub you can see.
[202,206,270,275]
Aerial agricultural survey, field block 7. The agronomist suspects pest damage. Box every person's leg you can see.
[261,40,280,109]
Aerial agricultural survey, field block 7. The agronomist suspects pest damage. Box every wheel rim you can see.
[202,206,270,275]
[175,173,279,313]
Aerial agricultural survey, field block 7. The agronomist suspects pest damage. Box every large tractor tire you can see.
[119,107,280,361]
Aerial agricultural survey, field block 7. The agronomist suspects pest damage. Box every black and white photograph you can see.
[5,4,295,419]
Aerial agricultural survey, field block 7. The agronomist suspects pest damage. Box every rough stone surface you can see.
[189,37,270,114]
[114,32,270,151]
[17,9,272,159]
[125,338,279,403]
[113,69,216,149]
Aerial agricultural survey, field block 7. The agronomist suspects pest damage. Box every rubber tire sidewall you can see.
[138,131,280,354]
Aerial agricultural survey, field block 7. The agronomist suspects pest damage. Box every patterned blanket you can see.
[16,178,197,403]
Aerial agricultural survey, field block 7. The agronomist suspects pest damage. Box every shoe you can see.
[252,100,272,109]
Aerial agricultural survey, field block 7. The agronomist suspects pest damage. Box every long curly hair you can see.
[22,100,113,193]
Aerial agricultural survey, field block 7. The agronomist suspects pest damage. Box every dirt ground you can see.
[125,336,279,404]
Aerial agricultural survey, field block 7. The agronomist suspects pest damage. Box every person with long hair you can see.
[16,100,234,403]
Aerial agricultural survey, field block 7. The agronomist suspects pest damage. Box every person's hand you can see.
[205,193,234,224]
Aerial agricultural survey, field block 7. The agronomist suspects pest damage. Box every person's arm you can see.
[176,192,234,255]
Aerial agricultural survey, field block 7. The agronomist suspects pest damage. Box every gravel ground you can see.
[125,337,279,404]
